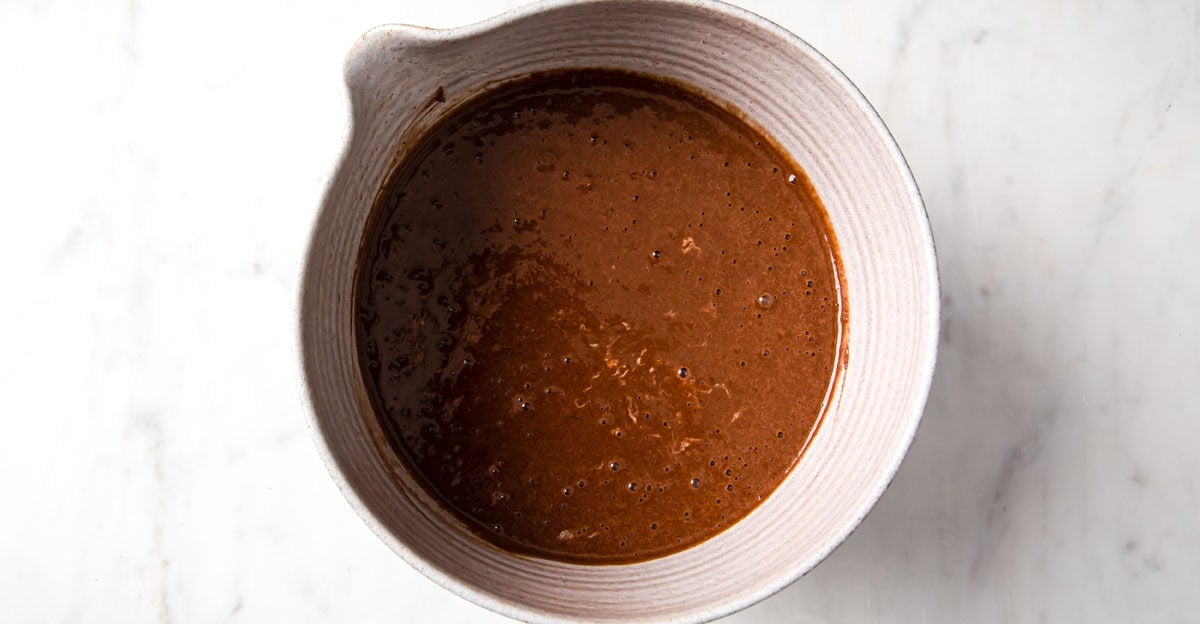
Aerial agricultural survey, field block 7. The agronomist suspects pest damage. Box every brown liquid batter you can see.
[355,70,843,564]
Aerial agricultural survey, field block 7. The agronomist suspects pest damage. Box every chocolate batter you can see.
[355,70,843,564]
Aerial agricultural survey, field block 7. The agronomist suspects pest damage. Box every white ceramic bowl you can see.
[300,1,939,621]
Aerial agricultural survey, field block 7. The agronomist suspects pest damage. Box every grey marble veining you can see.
[0,0,1196,621]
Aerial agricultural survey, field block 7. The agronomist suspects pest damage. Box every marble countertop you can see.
[2,0,1197,621]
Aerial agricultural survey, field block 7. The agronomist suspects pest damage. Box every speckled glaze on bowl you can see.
[299,1,939,622]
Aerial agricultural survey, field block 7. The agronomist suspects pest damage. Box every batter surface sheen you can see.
[355,70,843,564]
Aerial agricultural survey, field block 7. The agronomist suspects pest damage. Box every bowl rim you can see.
[299,0,939,621]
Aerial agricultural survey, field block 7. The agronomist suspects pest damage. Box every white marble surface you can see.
[1,0,1197,621]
